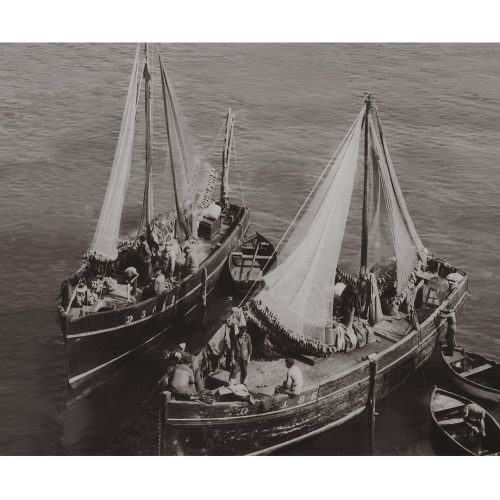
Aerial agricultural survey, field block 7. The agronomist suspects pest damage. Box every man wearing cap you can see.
[183,244,199,277]
[229,325,252,385]
[439,300,457,355]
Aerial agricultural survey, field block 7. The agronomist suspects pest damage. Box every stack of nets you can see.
[246,300,335,358]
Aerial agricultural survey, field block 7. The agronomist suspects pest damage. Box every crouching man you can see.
[167,354,196,400]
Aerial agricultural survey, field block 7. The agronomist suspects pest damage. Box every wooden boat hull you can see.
[227,232,276,294]
[60,207,250,388]
[160,268,469,455]
[440,346,500,403]
[430,387,500,455]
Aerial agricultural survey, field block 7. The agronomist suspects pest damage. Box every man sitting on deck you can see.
[275,358,303,397]
[168,355,197,400]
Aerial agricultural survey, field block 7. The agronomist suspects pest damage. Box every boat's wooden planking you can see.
[161,269,468,455]
[441,345,500,403]
[62,207,251,387]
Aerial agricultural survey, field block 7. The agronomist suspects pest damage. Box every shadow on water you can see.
[61,286,235,455]
[276,350,500,456]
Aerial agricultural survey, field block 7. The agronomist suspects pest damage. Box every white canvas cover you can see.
[254,109,364,342]
[87,45,142,262]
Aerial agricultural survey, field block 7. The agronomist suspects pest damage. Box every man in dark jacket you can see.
[229,325,252,385]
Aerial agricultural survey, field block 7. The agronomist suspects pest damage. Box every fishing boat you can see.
[159,94,469,455]
[227,232,277,294]
[58,45,250,388]
[430,387,500,455]
[440,343,500,403]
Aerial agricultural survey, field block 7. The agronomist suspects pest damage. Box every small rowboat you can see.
[440,342,500,403]
[227,232,276,294]
[430,387,500,455]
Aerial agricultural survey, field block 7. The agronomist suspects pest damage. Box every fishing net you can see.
[252,109,364,342]
[87,45,142,262]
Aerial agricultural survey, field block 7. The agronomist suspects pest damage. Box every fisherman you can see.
[230,306,247,329]
[358,266,370,319]
[167,356,196,400]
[463,402,486,453]
[340,283,361,327]
[137,234,152,284]
[153,268,166,296]
[183,244,199,276]
[439,301,457,355]
[75,278,88,307]
[124,266,139,297]
[171,343,204,392]
[275,358,303,397]
[162,238,178,278]
[229,325,252,385]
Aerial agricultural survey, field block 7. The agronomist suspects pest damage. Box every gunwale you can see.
[440,345,500,400]
[165,271,468,425]
[430,386,500,456]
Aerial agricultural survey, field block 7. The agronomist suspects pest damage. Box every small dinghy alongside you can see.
[430,387,500,455]
[440,343,500,403]
[227,232,276,293]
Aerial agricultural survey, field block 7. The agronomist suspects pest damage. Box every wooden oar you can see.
[245,241,261,283]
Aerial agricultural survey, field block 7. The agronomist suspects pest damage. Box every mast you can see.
[360,93,372,271]
[220,109,235,210]
[138,43,153,235]
[158,54,191,243]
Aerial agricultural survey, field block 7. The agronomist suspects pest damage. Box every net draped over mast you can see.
[249,99,427,348]
[253,109,364,342]
[367,107,427,293]
[85,44,222,263]
[87,45,143,262]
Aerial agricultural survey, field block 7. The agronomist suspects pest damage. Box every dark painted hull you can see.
[161,268,468,455]
[60,207,250,387]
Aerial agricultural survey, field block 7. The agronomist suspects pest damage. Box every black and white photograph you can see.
[1,2,499,498]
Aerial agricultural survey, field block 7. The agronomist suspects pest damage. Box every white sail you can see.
[254,109,364,342]
[87,45,142,262]
[368,112,427,293]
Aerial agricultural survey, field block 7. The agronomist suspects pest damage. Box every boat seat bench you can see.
[462,364,492,378]
[439,417,464,426]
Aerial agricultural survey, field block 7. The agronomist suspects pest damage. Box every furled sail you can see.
[158,55,193,243]
[87,45,142,262]
[367,108,427,293]
[220,109,235,209]
[253,109,364,342]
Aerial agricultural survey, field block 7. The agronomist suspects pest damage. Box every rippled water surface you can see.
[1,43,500,455]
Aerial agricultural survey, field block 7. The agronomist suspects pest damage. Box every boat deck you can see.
[210,315,410,397]
[66,227,230,321]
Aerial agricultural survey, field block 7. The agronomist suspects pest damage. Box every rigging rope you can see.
[238,107,366,307]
